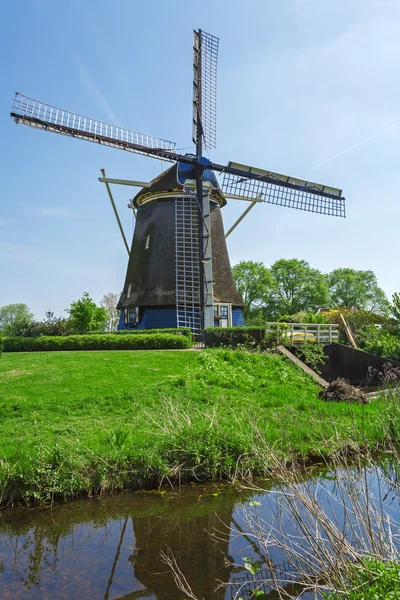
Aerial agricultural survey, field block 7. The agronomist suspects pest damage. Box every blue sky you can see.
[1,0,399,318]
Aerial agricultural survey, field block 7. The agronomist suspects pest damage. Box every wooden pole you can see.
[340,313,357,349]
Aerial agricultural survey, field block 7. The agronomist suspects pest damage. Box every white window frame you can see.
[213,303,232,328]
[145,234,151,249]
[127,282,132,298]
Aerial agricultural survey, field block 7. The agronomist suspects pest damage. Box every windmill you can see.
[10,29,345,337]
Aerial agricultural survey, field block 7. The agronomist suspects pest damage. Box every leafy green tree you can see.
[390,292,400,322]
[232,261,275,320]
[0,303,34,336]
[326,268,387,313]
[67,292,108,334]
[267,259,330,318]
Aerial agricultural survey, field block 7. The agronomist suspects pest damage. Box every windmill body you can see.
[10,30,346,337]
[117,161,244,332]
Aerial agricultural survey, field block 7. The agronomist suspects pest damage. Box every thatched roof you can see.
[117,163,243,310]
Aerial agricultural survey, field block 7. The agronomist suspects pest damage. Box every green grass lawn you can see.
[0,348,398,507]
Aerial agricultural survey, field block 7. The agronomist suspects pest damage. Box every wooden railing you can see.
[265,322,340,345]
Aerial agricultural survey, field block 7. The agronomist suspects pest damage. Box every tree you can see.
[327,268,387,314]
[232,261,275,320]
[390,293,400,322]
[267,259,330,318]
[0,304,34,336]
[67,292,108,334]
[101,293,120,331]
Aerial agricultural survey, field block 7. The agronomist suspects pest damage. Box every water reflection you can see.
[0,485,249,599]
[0,465,399,599]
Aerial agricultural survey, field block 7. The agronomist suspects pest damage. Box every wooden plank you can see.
[277,345,330,388]
[340,314,357,349]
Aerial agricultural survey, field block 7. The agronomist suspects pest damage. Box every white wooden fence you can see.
[265,322,340,345]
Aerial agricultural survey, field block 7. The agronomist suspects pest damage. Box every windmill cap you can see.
[132,161,226,208]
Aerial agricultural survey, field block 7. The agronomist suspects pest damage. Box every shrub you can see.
[360,329,400,362]
[87,328,192,341]
[324,559,400,600]
[205,327,265,348]
[297,341,326,374]
[205,326,288,349]
[3,333,191,352]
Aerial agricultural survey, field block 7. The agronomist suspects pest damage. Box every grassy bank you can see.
[0,348,399,507]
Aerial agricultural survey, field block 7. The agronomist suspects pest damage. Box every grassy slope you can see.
[0,349,397,506]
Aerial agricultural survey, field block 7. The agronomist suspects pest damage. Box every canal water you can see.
[0,464,399,599]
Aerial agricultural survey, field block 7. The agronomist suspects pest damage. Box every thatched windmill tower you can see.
[10,30,345,336]
[116,162,244,332]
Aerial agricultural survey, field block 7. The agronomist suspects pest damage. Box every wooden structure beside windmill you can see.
[10,30,346,337]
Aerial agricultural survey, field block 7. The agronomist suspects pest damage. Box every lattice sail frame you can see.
[11,93,176,154]
[222,164,345,218]
[192,30,219,149]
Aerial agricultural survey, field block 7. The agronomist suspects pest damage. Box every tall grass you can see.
[221,446,400,599]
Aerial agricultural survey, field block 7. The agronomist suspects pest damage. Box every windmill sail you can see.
[192,30,219,149]
[11,93,177,161]
[221,161,345,217]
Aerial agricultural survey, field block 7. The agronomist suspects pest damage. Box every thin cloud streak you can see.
[73,56,120,126]
[311,121,400,170]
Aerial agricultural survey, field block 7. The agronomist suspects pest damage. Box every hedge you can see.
[87,328,192,341]
[205,327,267,348]
[3,333,192,352]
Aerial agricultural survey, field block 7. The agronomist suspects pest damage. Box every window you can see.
[145,234,151,250]
[127,282,132,298]
[220,306,228,319]
[213,304,232,328]
[125,307,140,325]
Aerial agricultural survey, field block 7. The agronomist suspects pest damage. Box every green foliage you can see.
[298,342,326,374]
[360,329,400,362]
[205,326,266,348]
[390,292,400,322]
[242,557,261,576]
[327,268,388,314]
[17,310,74,337]
[232,261,274,320]
[232,259,389,326]
[284,311,328,324]
[67,292,108,334]
[324,559,400,599]
[3,333,191,352]
[88,327,192,341]
[267,259,330,318]
[0,304,34,336]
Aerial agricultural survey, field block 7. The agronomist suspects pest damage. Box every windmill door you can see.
[214,304,232,328]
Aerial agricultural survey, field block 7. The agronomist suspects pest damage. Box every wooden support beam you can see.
[340,313,357,349]
[277,345,329,388]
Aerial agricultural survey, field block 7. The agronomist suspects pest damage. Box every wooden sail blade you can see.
[192,30,219,150]
[10,92,177,162]
[220,161,345,217]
